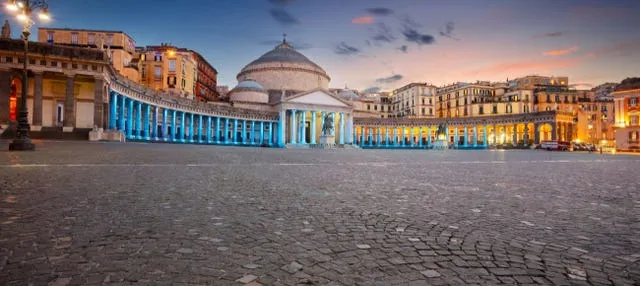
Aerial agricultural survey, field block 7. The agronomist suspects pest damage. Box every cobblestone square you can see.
[1,141,639,285]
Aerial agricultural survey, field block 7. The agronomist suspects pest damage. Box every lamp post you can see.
[4,0,50,151]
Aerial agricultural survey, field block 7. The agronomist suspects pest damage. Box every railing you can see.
[0,39,107,61]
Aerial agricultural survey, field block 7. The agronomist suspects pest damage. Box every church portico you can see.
[278,89,354,147]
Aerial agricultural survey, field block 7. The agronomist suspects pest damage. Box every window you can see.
[141,65,146,78]
[492,105,498,114]
[506,104,512,114]
[631,115,639,126]
[168,59,176,72]
[421,108,425,115]
[429,108,433,115]
[524,105,529,113]
[630,98,638,107]
[106,34,113,46]
[367,104,370,110]
[88,33,95,45]
[154,66,161,79]
[374,105,378,111]
[47,31,54,42]
[479,106,484,115]
[70,33,78,44]
[555,96,560,102]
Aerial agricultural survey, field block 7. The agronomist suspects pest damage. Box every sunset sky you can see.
[3,0,640,91]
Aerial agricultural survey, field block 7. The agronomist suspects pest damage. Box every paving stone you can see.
[236,274,258,284]
[420,269,441,278]
[0,141,638,286]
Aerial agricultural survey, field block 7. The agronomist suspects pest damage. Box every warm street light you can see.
[4,0,50,151]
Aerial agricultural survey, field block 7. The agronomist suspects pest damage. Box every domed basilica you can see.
[228,39,355,146]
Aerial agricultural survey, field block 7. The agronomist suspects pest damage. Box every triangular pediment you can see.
[286,89,351,107]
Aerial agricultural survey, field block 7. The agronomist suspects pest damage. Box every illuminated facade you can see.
[0,37,601,149]
[612,78,640,151]
[138,44,197,99]
[389,83,436,118]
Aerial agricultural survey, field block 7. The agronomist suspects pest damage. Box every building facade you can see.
[138,44,197,99]
[37,28,137,80]
[0,37,588,150]
[191,50,218,102]
[613,78,640,151]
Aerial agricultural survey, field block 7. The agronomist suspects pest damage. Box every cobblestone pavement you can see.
[1,141,639,286]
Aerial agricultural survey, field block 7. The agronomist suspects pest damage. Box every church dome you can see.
[229,80,269,103]
[236,39,330,93]
[338,89,360,101]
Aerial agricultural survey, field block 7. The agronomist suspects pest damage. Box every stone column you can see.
[331,112,337,136]
[136,101,142,138]
[214,117,220,142]
[32,72,44,130]
[224,117,230,143]
[512,123,518,145]
[206,116,212,142]
[300,111,306,144]
[454,126,459,148]
[523,123,529,145]
[63,74,76,132]
[464,126,469,147]
[290,109,297,144]
[198,115,203,142]
[188,113,194,142]
[534,123,540,144]
[427,128,432,147]
[360,126,365,146]
[259,121,264,144]
[0,70,11,125]
[483,125,488,147]
[269,122,274,145]
[171,110,177,141]
[552,122,557,141]
[250,121,256,143]
[161,109,167,140]
[278,109,285,146]
[419,127,423,147]
[109,92,118,130]
[233,118,238,143]
[119,97,126,132]
[126,99,134,138]
[178,112,184,141]
[310,111,316,144]
[347,113,354,144]
[144,104,150,139]
[241,120,246,143]
[473,125,478,147]
[340,112,345,144]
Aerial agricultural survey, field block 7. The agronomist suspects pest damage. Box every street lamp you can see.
[4,0,50,151]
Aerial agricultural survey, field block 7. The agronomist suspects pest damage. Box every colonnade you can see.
[353,122,569,148]
[279,109,351,145]
[109,92,279,146]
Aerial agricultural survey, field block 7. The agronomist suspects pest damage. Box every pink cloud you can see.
[462,58,582,77]
[543,46,579,56]
[352,16,374,25]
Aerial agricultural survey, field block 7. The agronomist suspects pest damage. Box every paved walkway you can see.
[1,141,639,285]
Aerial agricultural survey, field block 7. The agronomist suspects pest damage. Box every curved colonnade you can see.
[108,76,281,146]
[353,111,574,149]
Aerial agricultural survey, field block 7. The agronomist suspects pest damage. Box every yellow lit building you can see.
[138,44,197,99]
[612,78,640,151]
[37,28,138,81]
[508,75,569,89]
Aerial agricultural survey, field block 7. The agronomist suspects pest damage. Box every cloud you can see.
[376,74,403,84]
[402,27,435,45]
[397,45,408,53]
[369,22,396,45]
[399,14,422,29]
[462,58,581,77]
[367,8,394,16]
[587,39,640,58]
[268,0,294,6]
[259,40,312,50]
[334,42,360,55]
[352,16,374,25]
[363,87,381,94]
[269,8,300,25]
[439,22,459,40]
[543,46,579,56]
[569,83,594,88]
[534,32,564,38]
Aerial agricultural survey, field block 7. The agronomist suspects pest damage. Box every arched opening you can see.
[538,123,553,142]
[9,77,22,121]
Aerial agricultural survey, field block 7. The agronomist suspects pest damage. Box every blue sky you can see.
[3,0,640,90]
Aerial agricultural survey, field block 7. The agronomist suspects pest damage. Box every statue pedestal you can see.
[319,135,335,145]
[432,139,449,150]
